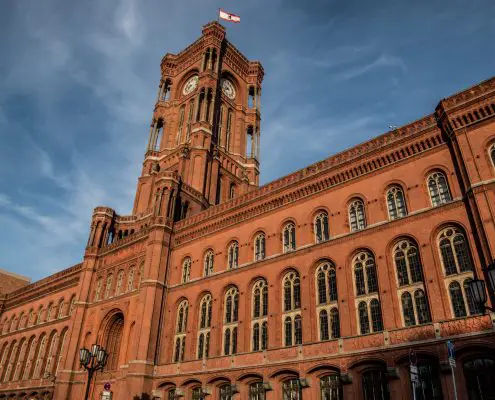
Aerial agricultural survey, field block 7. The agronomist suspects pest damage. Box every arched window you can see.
[104,274,113,299]
[198,294,212,359]
[316,262,338,304]
[176,105,185,144]
[252,279,268,351]
[32,334,48,379]
[115,270,124,296]
[182,258,191,283]
[438,227,473,275]
[394,240,423,286]
[349,199,366,232]
[225,109,233,151]
[57,301,65,319]
[36,307,43,325]
[104,313,124,371]
[229,183,236,199]
[283,271,301,312]
[315,211,330,243]
[174,300,188,362]
[46,304,53,322]
[282,379,301,400]
[449,281,467,317]
[463,357,495,399]
[427,171,452,206]
[94,277,103,302]
[127,267,135,292]
[192,387,202,400]
[224,287,238,355]
[254,232,266,261]
[490,144,495,167]
[320,374,343,400]
[228,241,239,269]
[319,310,329,340]
[386,185,407,220]
[464,278,482,315]
[204,250,214,277]
[283,222,296,252]
[362,369,389,400]
[353,252,378,296]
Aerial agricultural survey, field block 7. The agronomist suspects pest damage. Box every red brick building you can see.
[1,21,495,400]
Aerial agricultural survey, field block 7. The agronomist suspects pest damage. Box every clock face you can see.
[221,79,236,99]
[182,76,199,96]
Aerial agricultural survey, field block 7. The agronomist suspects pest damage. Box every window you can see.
[177,105,185,144]
[198,294,212,359]
[249,382,265,400]
[358,300,383,335]
[219,384,233,400]
[127,267,135,292]
[116,270,124,295]
[438,227,473,276]
[46,303,53,321]
[314,211,329,243]
[386,186,407,220]
[283,271,301,312]
[254,233,266,261]
[349,199,366,231]
[104,274,113,299]
[182,258,191,283]
[316,262,338,304]
[490,144,495,167]
[414,289,432,324]
[427,171,452,206]
[319,307,340,341]
[224,287,239,355]
[204,250,214,276]
[252,279,268,351]
[283,222,296,252]
[401,292,416,326]
[411,360,443,400]
[57,301,65,319]
[94,277,103,302]
[168,389,176,400]
[320,374,343,400]
[464,278,482,315]
[228,241,239,269]
[192,387,202,400]
[449,281,467,317]
[394,240,423,286]
[353,252,378,296]
[282,379,301,400]
[174,300,188,362]
[463,357,495,399]
[229,183,236,199]
[362,369,389,400]
[69,296,76,316]
[186,101,194,141]
[225,110,233,151]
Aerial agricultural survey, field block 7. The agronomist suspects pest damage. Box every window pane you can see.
[261,321,268,350]
[440,239,457,275]
[359,302,370,335]
[321,375,342,400]
[464,279,481,315]
[284,317,292,346]
[250,382,265,400]
[366,260,378,293]
[370,299,384,332]
[362,370,389,400]
[355,265,366,296]
[318,271,327,304]
[449,281,467,318]
[330,308,340,339]
[413,361,443,400]
[328,269,338,302]
[294,315,302,345]
[395,251,409,286]
[224,329,231,355]
[294,279,301,309]
[453,235,472,272]
[414,289,431,324]
[408,247,423,283]
[401,292,416,327]
[283,379,301,400]
[253,323,260,351]
[262,286,268,316]
[319,310,329,341]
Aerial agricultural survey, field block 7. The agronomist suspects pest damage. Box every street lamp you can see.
[466,261,495,313]
[79,344,108,400]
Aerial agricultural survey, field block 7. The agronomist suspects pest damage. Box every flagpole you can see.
[217,8,220,23]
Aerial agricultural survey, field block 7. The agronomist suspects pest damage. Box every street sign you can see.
[446,341,458,400]
[447,340,455,360]
[410,365,419,383]
[104,382,111,391]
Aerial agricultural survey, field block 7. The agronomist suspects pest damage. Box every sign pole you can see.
[409,349,418,400]
[447,341,459,400]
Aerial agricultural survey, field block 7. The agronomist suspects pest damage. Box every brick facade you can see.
[1,21,495,400]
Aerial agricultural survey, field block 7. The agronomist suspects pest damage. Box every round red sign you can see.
[104,382,111,391]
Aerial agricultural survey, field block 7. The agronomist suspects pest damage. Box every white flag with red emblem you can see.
[219,9,241,23]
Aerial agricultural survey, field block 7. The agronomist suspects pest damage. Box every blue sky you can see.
[0,0,494,281]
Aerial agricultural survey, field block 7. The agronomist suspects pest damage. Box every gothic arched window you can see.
[204,250,214,277]
[198,294,212,359]
[283,222,296,253]
[252,279,268,351]
[181,258,191,283]
[316,261,338,304]
[127,267,135,292]
[254,232,266,261]
[386,185,407,220]
[394,240,423,286]
[94,277,103,302]
[224,287,239,355]
[57,301,65,319]
[358,299,383,335]
[104,313,124,371]
[115,270,124,296]
[314,211,329,243]
[353,252,378,296]
[438,227,473,276]
[174,300,188,362]
[427,171,452,206]
[228,241,239,270]
[349,199,366,232]
[104,274,113,299]
[177,105,185,144]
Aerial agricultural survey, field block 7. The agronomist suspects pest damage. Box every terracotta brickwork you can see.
[1,21,495,400]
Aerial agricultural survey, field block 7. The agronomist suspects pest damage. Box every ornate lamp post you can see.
[79,344,109,400]
[467,261,495,313]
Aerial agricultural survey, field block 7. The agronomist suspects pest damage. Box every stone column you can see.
[209,93,216,124]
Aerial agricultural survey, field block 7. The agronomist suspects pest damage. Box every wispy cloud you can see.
[334,54,407,81]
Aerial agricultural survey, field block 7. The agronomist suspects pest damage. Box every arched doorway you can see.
[99,311,125,372]
[463,357,495,400]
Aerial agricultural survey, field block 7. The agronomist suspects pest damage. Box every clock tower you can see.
[132,21,264,222]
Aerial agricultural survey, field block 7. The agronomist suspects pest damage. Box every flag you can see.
[219,9,241,23]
